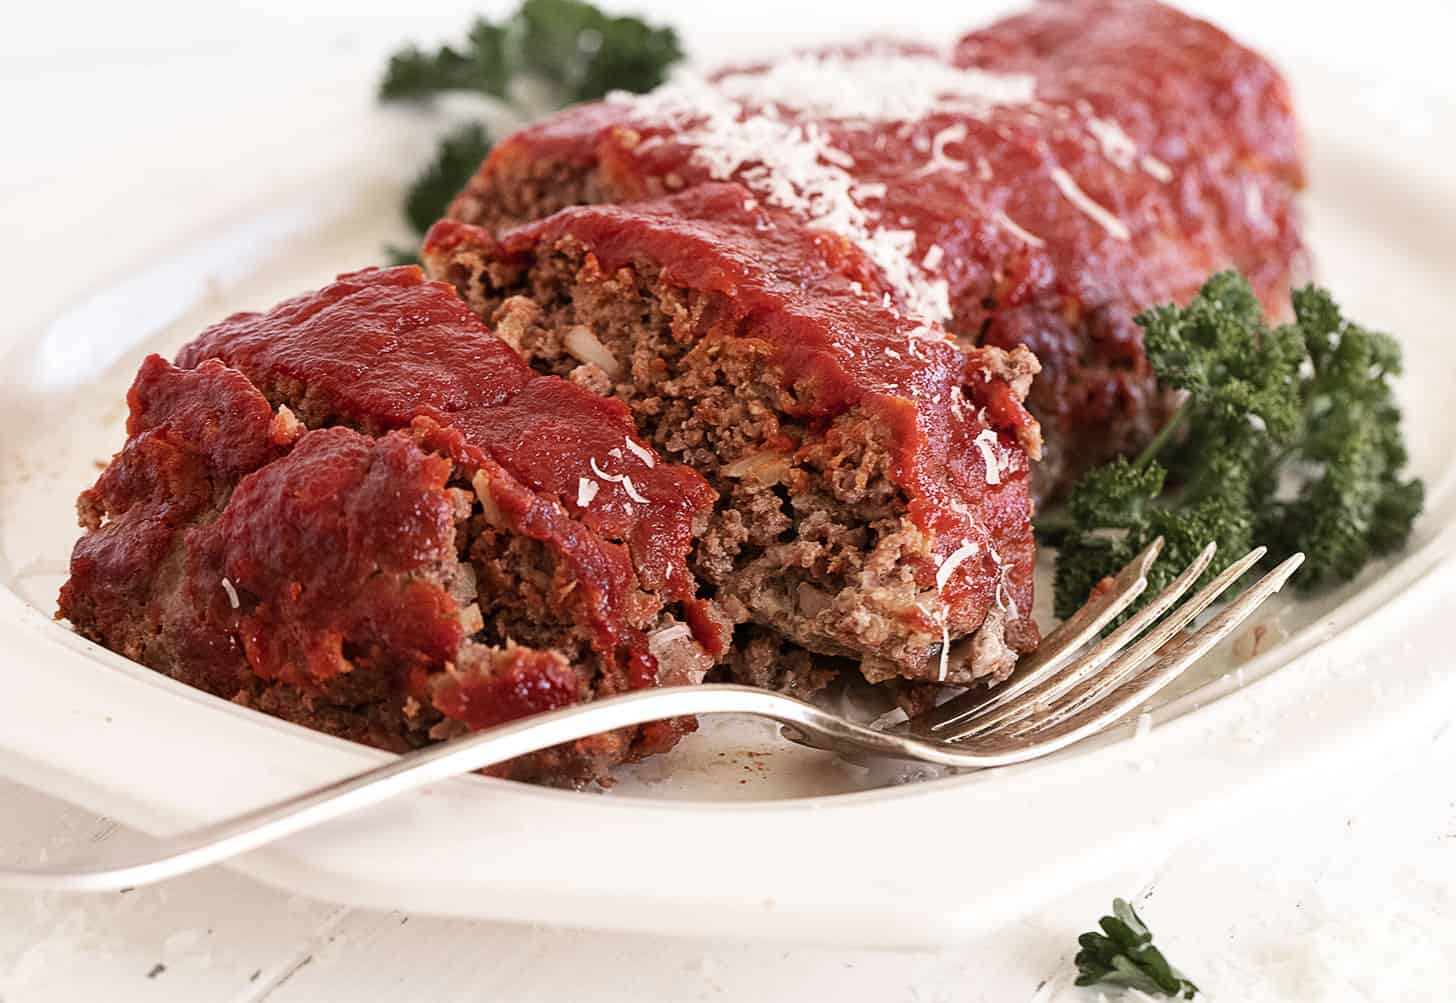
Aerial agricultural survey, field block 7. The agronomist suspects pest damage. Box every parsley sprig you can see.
[381,0,682,105]
[1074,898,1199,998]
[1047,272,1423,619]
[381,20,516,102]
[380,0,683,263]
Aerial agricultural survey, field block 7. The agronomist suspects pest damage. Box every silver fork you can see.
[0,540,1302,893]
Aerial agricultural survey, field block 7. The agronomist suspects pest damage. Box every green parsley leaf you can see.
[380,19,516,102]
[1074,898,1199,998]
[379,0,681,105]
[1259,286,1425,589]
[1047,272,1423,619]
[517,0,683,102]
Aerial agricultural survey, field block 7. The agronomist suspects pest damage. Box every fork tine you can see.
[1010,545,1269,734]
[997,553,1305,748]
[902,536,1165,738]
[921,541,1216,740]
[933,543,1233,743]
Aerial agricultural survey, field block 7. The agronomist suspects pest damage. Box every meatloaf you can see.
[443,0,1305,497]
[60,267,724,785]
[423,184,1043,688]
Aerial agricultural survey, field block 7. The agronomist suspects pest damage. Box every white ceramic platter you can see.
[1,30,1454,946]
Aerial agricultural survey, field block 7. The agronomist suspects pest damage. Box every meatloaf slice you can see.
[62,268,725,786]
[443,0,1305,498]
[423,185,1042,687]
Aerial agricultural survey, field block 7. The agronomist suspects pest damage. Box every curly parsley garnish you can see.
[515,0,684,103]
[379,0,683,264]
[381,0,681,105]
[1074,898,1198,998]
[380,20,516,102]
[1047,271,1423,619]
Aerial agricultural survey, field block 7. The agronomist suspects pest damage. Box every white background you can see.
[3,2,1455,1000]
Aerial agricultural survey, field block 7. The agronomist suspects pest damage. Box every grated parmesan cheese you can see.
[986,541,1012,611]
[577,477,600,507]
[701,51,1034,122]
[589,457,647,502]
[914,123,970,176]
[974,428,1002,485]
[993,210,1045,248]
[614,53,1034,324]
[914,598,954,683]
[620,476,649,504]
[1140,154,1173,182]
[623,436,656,468]
[921,244,945,270]
[1049,167,1131,241]
[1086,115,1138,169]
[930,533,987,682]
[936,540,981,592]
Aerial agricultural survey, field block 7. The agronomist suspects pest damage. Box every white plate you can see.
[2,38,1455,946]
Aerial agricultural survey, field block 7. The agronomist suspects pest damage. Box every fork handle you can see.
[0,685,902,893]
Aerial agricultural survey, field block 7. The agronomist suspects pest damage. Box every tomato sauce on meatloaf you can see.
[445,0,1304,499]
[61,268,723,784]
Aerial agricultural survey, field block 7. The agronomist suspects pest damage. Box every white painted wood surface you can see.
[3,2,1454,999]
[3,726,1453,1002]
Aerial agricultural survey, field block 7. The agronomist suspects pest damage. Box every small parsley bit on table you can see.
[1074,898,1198,998]
[378,0,684,264]
[1046,271,1423,620]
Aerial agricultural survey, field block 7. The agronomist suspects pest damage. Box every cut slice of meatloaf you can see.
[442,0,1305,499]
[423,184,1043,687]
[61,267,724,786]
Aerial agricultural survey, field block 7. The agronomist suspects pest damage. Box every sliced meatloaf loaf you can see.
[61,267,723,785]
[423,184,1043,688]
[443,0,1305,498]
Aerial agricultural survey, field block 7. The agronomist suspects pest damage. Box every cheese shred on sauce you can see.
[974,428,1003,485]
[577,477,600,507]
[1049,167,1131,241]
[615,52,1036,325]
